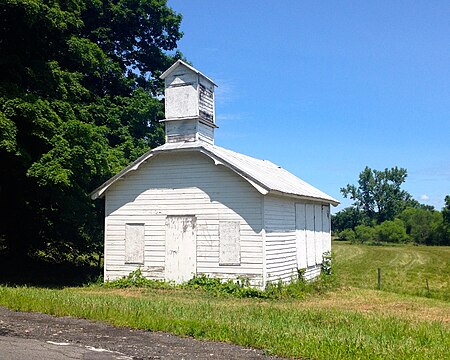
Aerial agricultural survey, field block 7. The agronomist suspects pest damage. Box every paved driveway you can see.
[0,306,281,359]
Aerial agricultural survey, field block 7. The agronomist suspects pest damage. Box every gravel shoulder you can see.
[0,306,281,359]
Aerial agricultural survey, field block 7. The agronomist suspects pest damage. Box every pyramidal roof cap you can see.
[160,59,217,86]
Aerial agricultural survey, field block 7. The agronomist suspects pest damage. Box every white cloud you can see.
[420,194,430,201]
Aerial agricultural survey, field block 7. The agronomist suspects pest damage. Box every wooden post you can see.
[426,279,430,296]
[377,268,381,290]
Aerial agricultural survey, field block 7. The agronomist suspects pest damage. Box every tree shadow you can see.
[0,255,101,288]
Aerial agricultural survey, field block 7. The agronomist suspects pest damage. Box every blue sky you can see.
[168,1,450,212]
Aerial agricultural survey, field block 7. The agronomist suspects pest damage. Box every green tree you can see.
[331,206,366,232]
[443,196,450,226]
[0,0,183,262]
[341,166,415,224]
[398,207,442,245]
[437,195,450,245]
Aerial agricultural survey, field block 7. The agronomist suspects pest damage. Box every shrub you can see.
[338,228,356,243]
[354,225,376,243]
[376,219,409,243]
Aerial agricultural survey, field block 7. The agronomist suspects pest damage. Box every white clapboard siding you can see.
[304,264,322,281]
[104,151,263,284]
[263,195,298,283]
[198,122,214,144]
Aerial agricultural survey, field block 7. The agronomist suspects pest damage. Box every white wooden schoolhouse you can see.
[92,60,339,288]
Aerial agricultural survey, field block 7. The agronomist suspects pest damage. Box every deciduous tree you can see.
[341,166,414,224]
[0,0,183,262]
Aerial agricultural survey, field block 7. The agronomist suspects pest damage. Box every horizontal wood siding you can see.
[304,264,322,281]
[197,122,214,144]
[104,151,263,286]
[264,195,298,283]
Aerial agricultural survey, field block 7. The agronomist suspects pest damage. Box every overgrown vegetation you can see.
[1,243,449,359]
[101,262,336,300]
[333,166,450,246]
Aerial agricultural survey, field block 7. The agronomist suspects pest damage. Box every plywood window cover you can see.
[125,223,145,265]
[219,221,241,266]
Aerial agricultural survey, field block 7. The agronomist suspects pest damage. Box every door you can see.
[165,216,197,283]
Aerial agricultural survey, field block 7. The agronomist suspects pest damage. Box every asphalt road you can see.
[0,336,132,359]
[0,306,281,359]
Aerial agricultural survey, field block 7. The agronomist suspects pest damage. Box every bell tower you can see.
[160,60,217,144]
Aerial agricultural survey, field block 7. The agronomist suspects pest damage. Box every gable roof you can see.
[91,141,339,206]
[160,59,217,86]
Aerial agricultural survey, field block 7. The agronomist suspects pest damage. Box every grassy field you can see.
[333,241,450,301]
[0,242,449,359]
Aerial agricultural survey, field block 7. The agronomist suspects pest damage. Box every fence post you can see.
[377,268,381,290]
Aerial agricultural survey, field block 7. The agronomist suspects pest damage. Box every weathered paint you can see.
[305,203,316,267]
[165,82,198,120]
[219,221,240,265]
[125,223,144,264]
[161,60,217,145]
[99,60,337,288]
[103,151,264,287]
[165,216,197,283]
[295,203,307,269]
[264,195,297,283]
[314,204,323,264]
[322,204,331,253]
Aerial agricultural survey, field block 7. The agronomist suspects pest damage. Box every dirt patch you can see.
[0,306,282,359]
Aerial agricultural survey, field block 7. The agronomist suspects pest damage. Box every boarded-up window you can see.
[125,223,144,264]
[322,205,331,253]
[295,203,308,269]
[314,204,323,264]
[305,204,316,267]
[219,221,240,265]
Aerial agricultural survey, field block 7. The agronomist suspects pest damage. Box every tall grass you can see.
[333,242,450,300]
[1,243,449,359]
[0,286,448,359]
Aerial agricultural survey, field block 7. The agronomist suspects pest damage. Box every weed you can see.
[102,268,172,289]
[103,269,336,300]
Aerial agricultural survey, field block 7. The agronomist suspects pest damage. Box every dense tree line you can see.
[0,0,183,263]
[333,167,450,246]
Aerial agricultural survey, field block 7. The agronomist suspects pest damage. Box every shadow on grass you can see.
[0,255,102,288]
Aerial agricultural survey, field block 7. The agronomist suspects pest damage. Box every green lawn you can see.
[0,243,449,360]
[333,241,450,301]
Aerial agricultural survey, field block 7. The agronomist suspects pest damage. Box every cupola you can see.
[160,60,217,144]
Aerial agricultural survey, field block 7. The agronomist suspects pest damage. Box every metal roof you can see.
[91,141,339,206]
